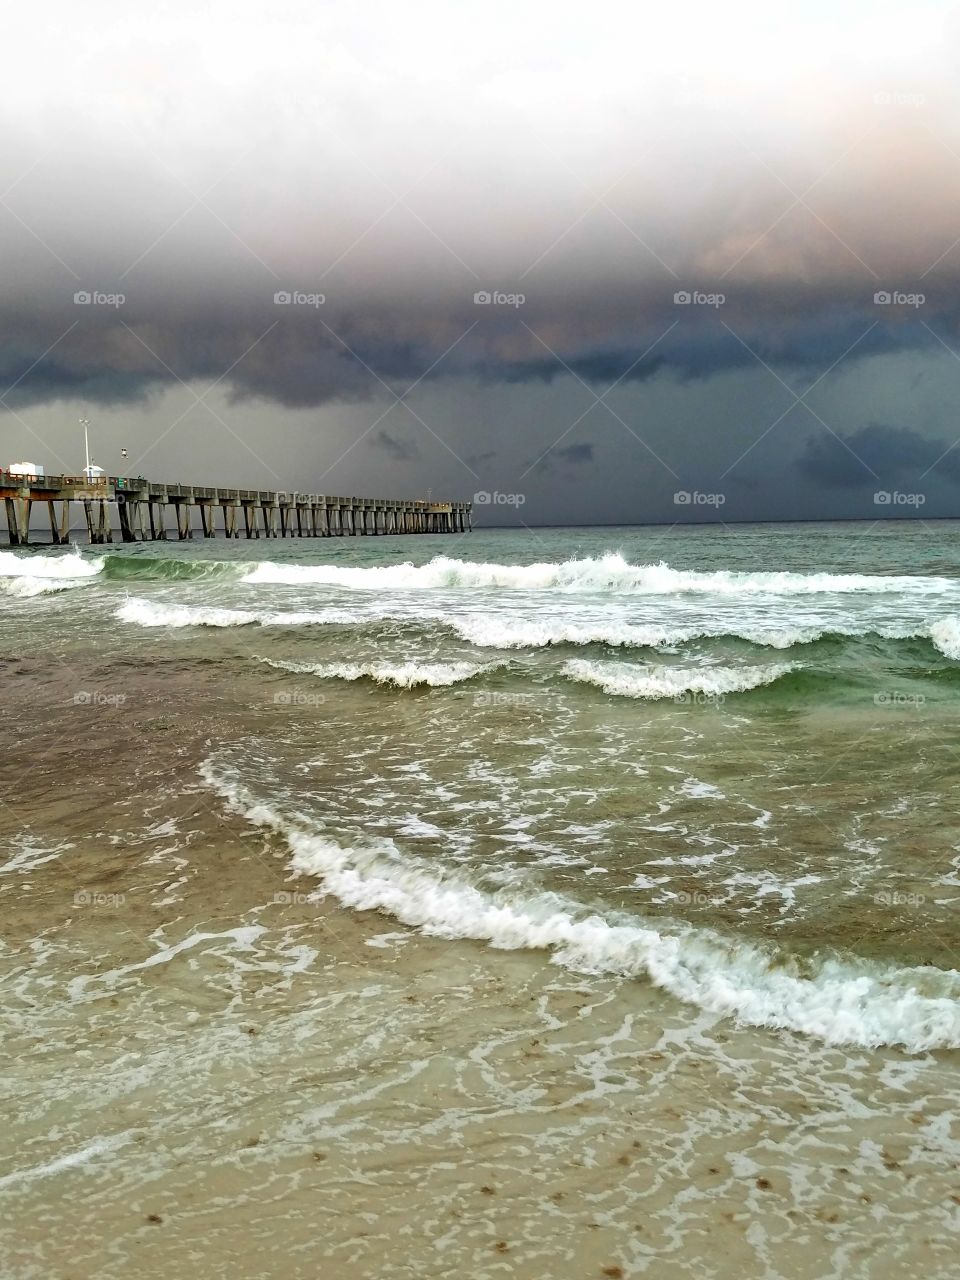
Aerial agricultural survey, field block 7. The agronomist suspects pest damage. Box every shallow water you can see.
[2,521,959,1277]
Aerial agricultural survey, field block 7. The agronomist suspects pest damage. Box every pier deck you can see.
[0,473,472,545]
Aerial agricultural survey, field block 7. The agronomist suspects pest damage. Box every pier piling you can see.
[0,472,473,546]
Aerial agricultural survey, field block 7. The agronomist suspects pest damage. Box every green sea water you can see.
[2,521,960,1278]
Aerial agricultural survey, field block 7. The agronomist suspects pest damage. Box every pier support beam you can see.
[3,477,471,545]
[118,498,137,543]
[48,499,70,545]
[222,504,238,538]
[4,496,29,546]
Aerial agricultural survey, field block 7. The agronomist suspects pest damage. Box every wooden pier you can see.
[0,473,473,546]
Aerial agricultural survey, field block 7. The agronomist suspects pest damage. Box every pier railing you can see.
[0,471,472,546]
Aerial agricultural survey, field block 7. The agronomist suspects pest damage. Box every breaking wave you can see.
[241,552,957,595]
[0,549,102,582]
[929,616,960,660]
[256,655,497,688]
[0,576,87,598]
[115,597,361,629]
[201,755,960,1052]
[449,615,832,650]
[6,548,960,603]
[563,659,798,699]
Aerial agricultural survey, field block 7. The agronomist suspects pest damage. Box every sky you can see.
[2,0,960,525]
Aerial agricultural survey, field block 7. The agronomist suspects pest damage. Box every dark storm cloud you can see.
[2,0,960,540]
[0,292,946,417]
[529,441,596,473]
[465,450,497,467]
[370,428,420,461]
[795,423,960,489]
[0,5,957,422]
[555,443,594,465]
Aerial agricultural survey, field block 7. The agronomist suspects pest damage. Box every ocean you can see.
[2,520,960,1278]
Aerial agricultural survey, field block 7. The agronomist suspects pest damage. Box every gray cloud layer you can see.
[3,2,960,520]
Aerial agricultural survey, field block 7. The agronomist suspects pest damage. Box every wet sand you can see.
[2,650,959,1279]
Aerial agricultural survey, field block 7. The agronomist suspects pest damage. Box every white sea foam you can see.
[448,616,921,655]
[200,756,960,1052]
[0,576,87,598]
[116,598,359,629]
[0,836,73,875]
[563,659,796,699]
[114,595,960,664]
[256,655,496,688]
[450,617,699,648]
[929,616,960,660]
[0,1134,130,1189]
[0,549,102,584]
[241,552,955,595]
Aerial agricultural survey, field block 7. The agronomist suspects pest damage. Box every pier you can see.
[0,473,473,546]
